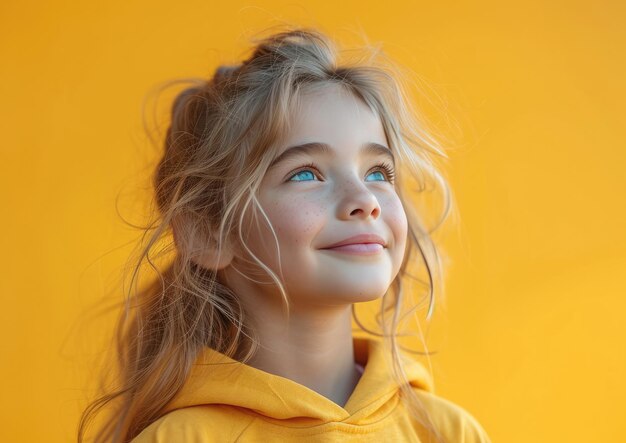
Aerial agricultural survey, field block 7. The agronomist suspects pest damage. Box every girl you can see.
[79,27,491,443]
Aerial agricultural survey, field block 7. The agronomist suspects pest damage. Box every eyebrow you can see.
[269,142,395,169]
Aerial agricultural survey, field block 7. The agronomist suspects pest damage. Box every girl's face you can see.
[228,84,408,308]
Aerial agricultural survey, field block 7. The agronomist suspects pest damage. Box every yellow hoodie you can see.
[132,336,491,442]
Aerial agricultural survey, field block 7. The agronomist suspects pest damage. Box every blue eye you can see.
[365,171,386,182]
[287,163,319,182]
[290,169,315,182]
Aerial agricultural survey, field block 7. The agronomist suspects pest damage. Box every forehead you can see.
[280,83,388,150]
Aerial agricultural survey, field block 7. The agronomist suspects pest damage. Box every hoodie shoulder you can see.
[131,406,256,443]
[413,389,492,443]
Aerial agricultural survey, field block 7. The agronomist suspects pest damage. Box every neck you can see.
[242,299,361,407]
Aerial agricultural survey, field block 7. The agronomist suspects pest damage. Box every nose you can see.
[336,179,381,221]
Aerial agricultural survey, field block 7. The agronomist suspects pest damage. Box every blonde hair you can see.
[79,26,454,443]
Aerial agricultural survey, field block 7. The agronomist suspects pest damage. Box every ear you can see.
[171,215,235,271]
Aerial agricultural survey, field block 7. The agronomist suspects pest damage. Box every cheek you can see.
[264,195,325,246]
[382,195,408,275]
[383,195,408,238]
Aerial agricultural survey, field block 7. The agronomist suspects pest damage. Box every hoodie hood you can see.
[162,336,434,426]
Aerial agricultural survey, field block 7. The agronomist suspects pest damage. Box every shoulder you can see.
[412,389,492,443]
[131,406,255,443]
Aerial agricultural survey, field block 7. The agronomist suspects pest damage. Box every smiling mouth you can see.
[321,243,385,255]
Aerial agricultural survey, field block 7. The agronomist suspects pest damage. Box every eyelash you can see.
[288,162,396,183]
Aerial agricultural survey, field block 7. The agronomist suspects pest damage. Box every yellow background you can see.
[2,1,625,441]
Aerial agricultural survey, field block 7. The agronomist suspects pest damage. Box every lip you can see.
[321,234,387,249]
[321,243,384,255]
